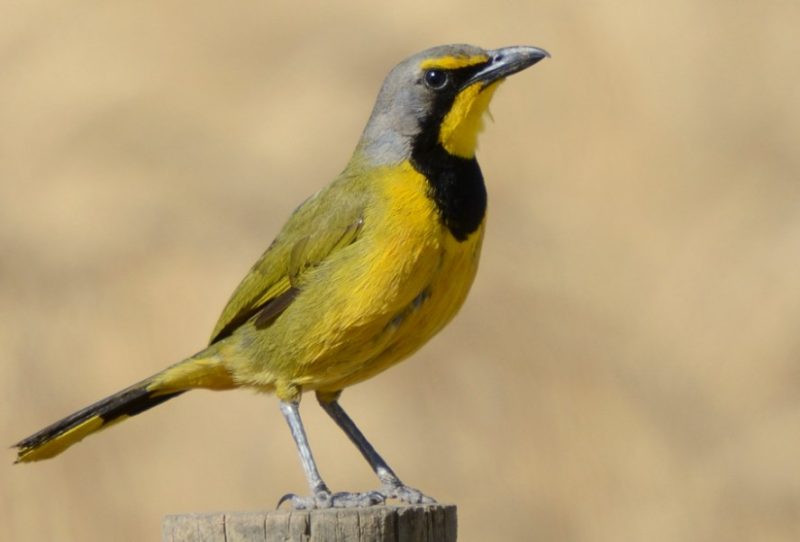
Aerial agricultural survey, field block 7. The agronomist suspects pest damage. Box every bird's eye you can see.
[423,69,449,90]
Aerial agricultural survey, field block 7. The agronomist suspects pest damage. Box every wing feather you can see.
[209,180,367,344]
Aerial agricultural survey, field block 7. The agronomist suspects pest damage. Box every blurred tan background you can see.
[2,1,799,541]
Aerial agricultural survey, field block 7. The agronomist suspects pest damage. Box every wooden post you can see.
[162,504,457,542]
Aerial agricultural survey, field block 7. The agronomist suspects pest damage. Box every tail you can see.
[13,353,235,463]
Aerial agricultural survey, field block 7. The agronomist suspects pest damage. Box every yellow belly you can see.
[225,161,484,397]
[316,213,484,392]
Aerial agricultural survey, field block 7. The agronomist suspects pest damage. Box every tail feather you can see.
[14,351,235,463]
[13,380,185,463]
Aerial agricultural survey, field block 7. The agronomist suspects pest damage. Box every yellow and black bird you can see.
[15,44,548,508]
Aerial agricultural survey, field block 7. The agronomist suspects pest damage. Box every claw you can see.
[276,493,297,509]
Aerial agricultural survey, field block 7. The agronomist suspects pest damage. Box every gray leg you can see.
[278,400,384,509]
[279,401,329,499]
[317,394,436,505]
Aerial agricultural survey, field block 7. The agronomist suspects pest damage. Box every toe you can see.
[330,491,385,508]
[383,484,436,505]
[276,490,334,510]
[279,490,387,509]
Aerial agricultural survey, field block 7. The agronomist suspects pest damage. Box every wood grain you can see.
[162,505,457,542]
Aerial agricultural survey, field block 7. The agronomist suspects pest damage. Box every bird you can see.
[14,43,549,508]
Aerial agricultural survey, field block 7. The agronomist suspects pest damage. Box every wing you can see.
[209,178,367,344]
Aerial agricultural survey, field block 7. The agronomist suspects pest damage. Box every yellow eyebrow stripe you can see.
[420,54,489,70]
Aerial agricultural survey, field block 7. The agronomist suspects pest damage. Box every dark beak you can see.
[465,45,550,88]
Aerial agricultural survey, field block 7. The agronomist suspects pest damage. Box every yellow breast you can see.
[307,161,485,392]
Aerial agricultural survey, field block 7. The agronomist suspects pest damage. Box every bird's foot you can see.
[380,483,436,505]
[278,489,385,510]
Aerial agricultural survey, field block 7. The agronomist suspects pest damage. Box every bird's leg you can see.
[316,392,436,505]
[278,400,329,506]
[278,400,384,509]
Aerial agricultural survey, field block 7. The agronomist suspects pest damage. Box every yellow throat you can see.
[438,81,502,158]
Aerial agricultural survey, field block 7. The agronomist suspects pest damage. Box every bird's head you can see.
[358,44,549,164]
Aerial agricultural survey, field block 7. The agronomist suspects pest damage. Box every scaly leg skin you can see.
[278,400,385,509]
[317,392,436,505]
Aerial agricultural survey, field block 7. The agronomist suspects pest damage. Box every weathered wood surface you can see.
[162,504,457,542]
